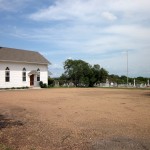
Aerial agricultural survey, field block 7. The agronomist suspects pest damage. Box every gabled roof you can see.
[0,47,51,65]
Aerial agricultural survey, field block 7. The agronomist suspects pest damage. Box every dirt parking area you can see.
[0,88,150,150]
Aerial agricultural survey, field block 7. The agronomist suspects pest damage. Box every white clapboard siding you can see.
[0,61,48,88]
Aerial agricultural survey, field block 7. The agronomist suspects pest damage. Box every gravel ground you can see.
[0,88,150,150]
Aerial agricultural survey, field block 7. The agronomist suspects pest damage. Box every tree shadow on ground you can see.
[0,114,23,129]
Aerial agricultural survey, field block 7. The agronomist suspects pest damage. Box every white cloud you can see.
[28,0,110,22]
[109,0,150,13]
[105,25,150,40]
[101,11,117,21]
[7,22,150,54]
[29,0,150,23]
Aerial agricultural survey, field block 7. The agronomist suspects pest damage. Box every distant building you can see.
[0,47,50,88]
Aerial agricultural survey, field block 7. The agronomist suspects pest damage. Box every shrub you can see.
[39,81,47,88]
[43,83,47,88]
[39,81,44,88]
[16,87,21,89]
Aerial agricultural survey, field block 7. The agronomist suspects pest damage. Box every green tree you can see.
[48,77,54,86]
[99,68,109,83]
[63,59,91,86]
[62,59,109,87]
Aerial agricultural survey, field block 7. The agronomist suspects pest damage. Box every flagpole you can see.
[127,50,129,87]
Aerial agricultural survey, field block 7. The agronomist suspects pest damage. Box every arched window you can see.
[37,68,40,81]
[5,67,10,82]
[22,68,26,81]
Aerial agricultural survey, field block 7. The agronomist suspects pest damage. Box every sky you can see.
[0,0,150,77]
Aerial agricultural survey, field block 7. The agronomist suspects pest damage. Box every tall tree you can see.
[62,59,109,87]
[64,59,91,86]
[99,68,109,83]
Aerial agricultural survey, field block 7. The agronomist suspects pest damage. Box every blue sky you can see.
[0,0,150,77]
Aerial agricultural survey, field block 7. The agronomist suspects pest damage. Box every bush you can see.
[48,85,53,88]
[39,81,47,88]
[43,83,47,88]
[39,81,44,88]
[16,87,21,89]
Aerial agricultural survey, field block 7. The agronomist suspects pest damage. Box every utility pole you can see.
[127,50,129,87]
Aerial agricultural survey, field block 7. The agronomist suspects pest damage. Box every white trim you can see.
[0,60,50,65]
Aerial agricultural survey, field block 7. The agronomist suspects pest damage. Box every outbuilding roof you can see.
[0,47,50,65]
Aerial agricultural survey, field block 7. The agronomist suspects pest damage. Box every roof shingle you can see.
[0,47,50,64]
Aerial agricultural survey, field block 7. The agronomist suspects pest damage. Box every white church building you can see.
[0,47,50,88]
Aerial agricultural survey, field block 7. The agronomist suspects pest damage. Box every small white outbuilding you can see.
[0,47,50,88]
